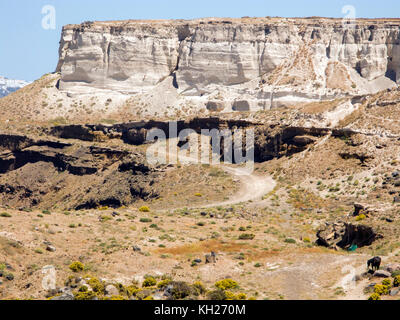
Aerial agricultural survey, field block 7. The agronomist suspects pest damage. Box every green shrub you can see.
[192,281,206,295]
[374,284,389,295]
[5,273,14,281]
[74,290,97,300]
[236,293,247,300]
[207,289,227,300]
[126,285,140,297]
[87,277,105,294]
[215,279,238,290]
[382,279,392,288]
[69,261,84,272]
[78,285,88,292]
[368,293,381,300]
[140,218,152,223]
[392,270,400,277]
[356,214,366,221]
[284,238,296,244]
[142,276,157,287]
[393,275,400,287]
[225,291,237,300]
[238,233,255,240]
[169,281,194,300]
[110,295,128,300]
[0,212,11,218]
[157,279,171,289]
[100,215,112,222]
[224,290,247,300]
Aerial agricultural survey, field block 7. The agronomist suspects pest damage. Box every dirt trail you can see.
[198,165,276,209]
[150,139,276,210]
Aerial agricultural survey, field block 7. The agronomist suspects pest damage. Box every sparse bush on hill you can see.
[238,233,255,240]
[207,289,227,300]
[142,276,157,287]
[368,293,381,300]
[394,275,400,287]
[69,261,84,272]
[374,284,389,295]
[0,212,11,218]
[215,279,238,290]
[139,206,150,212]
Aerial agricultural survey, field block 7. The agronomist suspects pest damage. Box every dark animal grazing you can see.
[367,256,381,271]
[205,252,217,264]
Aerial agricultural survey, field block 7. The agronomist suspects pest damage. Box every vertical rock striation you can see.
[56,18,400,110]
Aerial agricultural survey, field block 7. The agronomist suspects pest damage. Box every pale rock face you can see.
[56,18,400,111]
[58,24,180,93]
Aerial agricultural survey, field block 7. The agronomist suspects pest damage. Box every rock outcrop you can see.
[0,133,159,210]
[316,220,382,249]
[56,17,400,111]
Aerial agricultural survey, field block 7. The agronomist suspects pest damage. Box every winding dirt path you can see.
[150,139,276,210]
[198,165,276,209]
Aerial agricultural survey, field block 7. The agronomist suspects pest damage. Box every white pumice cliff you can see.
[55,17,400,112]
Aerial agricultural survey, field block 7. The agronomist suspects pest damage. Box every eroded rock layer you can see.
[57,17,400,104]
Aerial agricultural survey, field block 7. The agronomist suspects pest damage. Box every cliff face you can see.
[56,17,400,110]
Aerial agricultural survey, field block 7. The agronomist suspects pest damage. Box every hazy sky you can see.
[1,0,400,81]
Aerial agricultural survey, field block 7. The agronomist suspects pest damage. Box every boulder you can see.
[292,135,317,147]
[46,245,56,252]
[105,284,119,296]
[206,101,225,112]
[363,283,377,294]
[373,270,391,278]
[383,263,400,273]
[51,292,75,300]
[352,202,380,216]
[389,288,400,296]
[232,100,250,112]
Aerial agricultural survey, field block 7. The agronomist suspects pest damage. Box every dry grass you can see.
[299,98,345,115]
[155,239,249,256]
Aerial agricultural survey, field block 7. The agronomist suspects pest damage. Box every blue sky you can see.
[1,0,400,81]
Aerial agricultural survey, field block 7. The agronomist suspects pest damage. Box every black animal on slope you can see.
[367,256,381,271]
